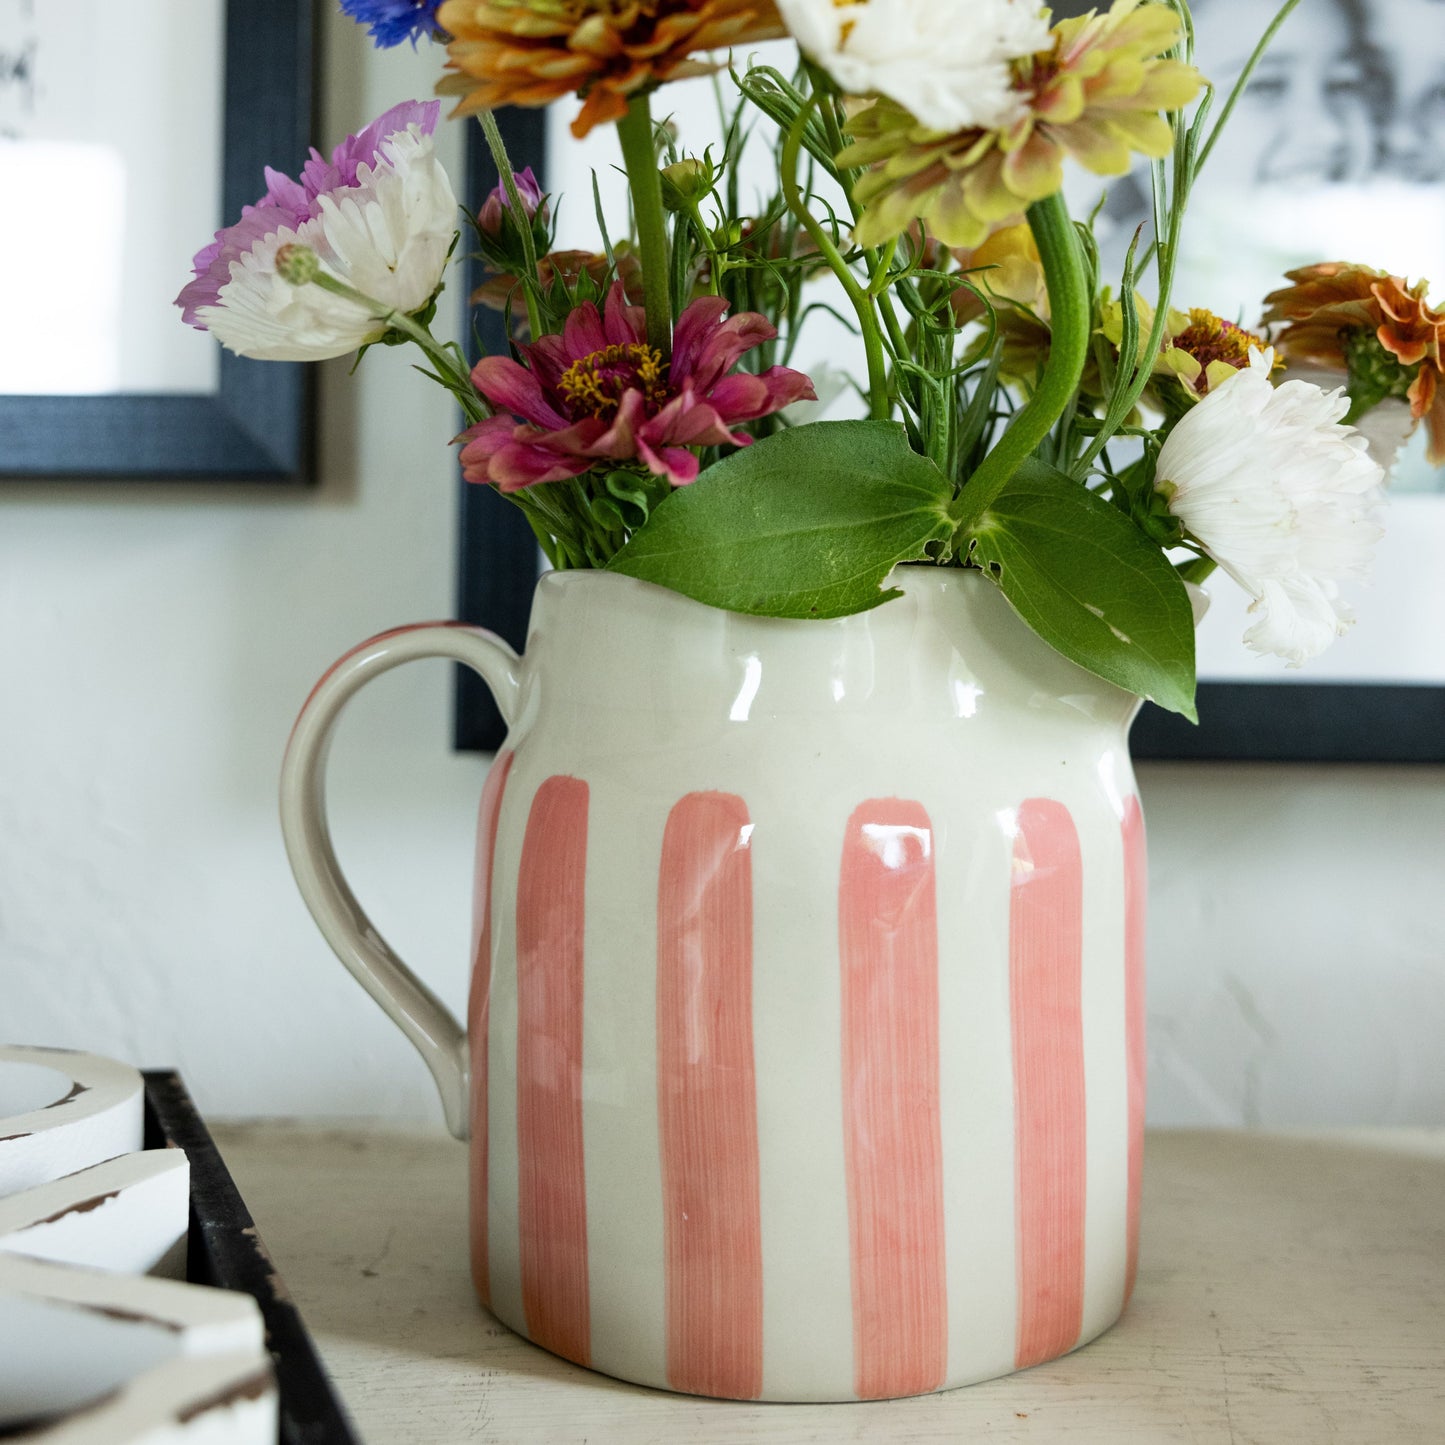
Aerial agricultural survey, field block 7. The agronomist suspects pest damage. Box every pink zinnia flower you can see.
[460,284,816,489]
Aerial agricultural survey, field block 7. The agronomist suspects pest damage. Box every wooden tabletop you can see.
[212,1124,1445,1443]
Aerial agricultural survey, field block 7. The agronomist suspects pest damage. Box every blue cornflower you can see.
[339,0,445,49]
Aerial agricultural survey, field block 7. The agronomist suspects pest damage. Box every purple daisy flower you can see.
[177,100,442,330]
[176,101,456,361]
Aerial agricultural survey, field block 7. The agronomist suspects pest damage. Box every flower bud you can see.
[274,243,321,285]
[660,157,715,211]
[478,166,547,240]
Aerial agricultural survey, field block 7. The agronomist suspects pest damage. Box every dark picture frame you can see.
[454,108,546,753]
[0,0,316,482]
[454,71,1445,764]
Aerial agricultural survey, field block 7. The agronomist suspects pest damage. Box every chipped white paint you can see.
[0,1256,271,1431]
[24,1353,277,1445]
[0,1049,276,1442]
[0,1150,190,1279]
[0,1048,145,1196]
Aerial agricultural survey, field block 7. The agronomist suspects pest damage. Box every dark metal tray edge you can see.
[143,1070,362,1445]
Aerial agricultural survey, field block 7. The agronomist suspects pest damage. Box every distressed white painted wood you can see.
[0,1048,145,1196]
[0,1254,267,1424]
[0,1151,190,1279]
[0,1050,275,1442]
[217,1122,1445,1444]
[21,1352,277,1445]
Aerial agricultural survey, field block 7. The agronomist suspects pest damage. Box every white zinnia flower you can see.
[777,0,1052,134]
[195,124,458,362]
[1156,349,1386,666]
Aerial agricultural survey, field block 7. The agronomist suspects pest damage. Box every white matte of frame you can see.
[0,0,225,395]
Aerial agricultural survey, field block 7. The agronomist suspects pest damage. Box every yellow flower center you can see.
[557,342,668,421]
[1171,309,1259,373]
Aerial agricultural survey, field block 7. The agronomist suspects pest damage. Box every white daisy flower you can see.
[1156,348,1386,665]
[178,102,458,363]
[777,0,1053,134]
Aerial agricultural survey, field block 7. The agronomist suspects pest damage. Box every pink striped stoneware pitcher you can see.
[280,565,1149,1403]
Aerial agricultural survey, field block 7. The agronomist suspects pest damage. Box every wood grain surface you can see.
[213,1124,1445,1444]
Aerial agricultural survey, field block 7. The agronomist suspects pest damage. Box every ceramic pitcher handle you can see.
[279,623,523,1140]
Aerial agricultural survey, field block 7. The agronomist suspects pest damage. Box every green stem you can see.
[477,110,544,342]
[780,102,890,421]
[1177,555,1217,586]
[867,238,899,296]
[310,273,486,423]
[685,199,726,297]
[1075,159,1189,478]
[949,192,1090,529]
[616,92,674,359]
[805,67,914,372]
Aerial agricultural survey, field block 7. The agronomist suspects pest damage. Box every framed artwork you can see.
[455,3,1445,760]
[1093,0,1445,761]
[0,0,315,481]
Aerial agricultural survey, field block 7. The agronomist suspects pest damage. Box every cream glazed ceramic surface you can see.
[281,567,1149,1403]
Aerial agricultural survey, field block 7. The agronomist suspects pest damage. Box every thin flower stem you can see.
[949,192,1090,530]
[308,272,486,423]
[1195,0,1301,177]
[477,110,544,342]
[868,238,899,296]
[780,103,890,421]
[800,68,914,367]
[617,93,674,359]
[1075,156,1190,477]
[683,198,726,297]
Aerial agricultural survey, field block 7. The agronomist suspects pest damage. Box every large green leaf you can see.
[607,421,955,619]
[967,457,1198,720]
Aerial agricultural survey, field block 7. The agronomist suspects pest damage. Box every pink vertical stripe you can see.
[839,801,947,1400]
[1122,796,1147,1306]
[1010,798,1087,1370]
[515,775,591,1365]
[657,793,763,1399]
[467,750,514,1310]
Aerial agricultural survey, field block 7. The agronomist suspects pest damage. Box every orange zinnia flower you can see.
[434,0,786,138]
[1263,262,1445,464]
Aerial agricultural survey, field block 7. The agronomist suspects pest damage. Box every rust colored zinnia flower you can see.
[840,0,1200,248]
[460,282,815,487]
[1263,262,1445,463]
[471,247,645,319]
[434,0,787,138]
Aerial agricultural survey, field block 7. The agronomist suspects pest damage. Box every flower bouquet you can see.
[240,0,1445,1401]
[177,0,1445,723]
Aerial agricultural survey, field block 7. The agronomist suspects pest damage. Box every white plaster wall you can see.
[0,18,488,1120]
[0,14,1442,1130]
